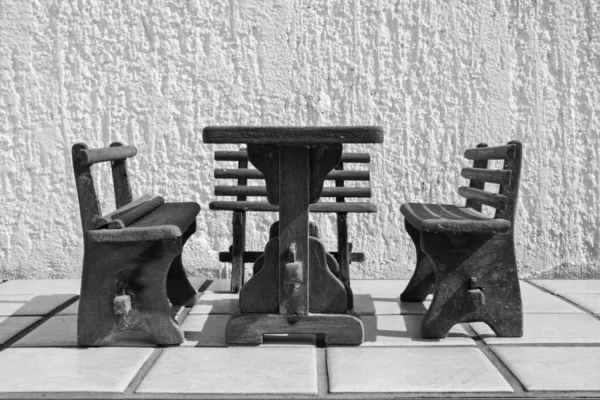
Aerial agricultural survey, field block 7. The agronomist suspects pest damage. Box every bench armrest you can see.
[87,225,182,242]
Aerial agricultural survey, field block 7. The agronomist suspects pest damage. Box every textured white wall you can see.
[1,0,599,280]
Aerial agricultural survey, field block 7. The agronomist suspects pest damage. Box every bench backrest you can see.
[212,148,372,206]
[459,140,523,222]
[72,142,138,233]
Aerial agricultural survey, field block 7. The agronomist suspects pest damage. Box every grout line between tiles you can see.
[460,323,527,395]
[0,295,79,351]
[317,348,329,398]
[123,348,165,395]
[523,281,600,322]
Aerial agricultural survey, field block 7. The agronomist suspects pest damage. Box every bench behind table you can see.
[210,149,377,308]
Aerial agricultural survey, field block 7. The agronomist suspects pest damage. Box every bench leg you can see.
[230,211,246,293]
[78,238,185,346]
[400,220,436,302]
[166,222,198,307]
[419,231,523,338]
[337,212,354,309]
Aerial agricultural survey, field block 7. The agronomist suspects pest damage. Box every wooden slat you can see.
[209,201,378,213]
[461,168,512,185]
[203,126,384,144]
[215,186,371,198]
[79,146,138,165]
[464,144,516,160]
[219,251,365,263]
[214,151,370,163]
[214,168,370,181]
[458,187,507,210]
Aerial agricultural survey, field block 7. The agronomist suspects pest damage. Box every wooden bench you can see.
[210,148,377,308]
[72,142,200,346]
[399,140,523,338]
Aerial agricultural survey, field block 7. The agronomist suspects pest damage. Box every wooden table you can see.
[203,126,384,345]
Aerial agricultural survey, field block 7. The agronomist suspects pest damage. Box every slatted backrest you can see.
[213,149,372,201]
[459,140,522,222]
[72,142,138,232]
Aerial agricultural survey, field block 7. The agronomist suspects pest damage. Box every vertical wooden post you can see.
[335,162,350,288]
[231,148,248,293]
[72,143,102,233]
[110,142,133,209]
[466,143,488,212]
[278,145,310,315]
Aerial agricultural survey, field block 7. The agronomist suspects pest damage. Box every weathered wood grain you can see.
[464,144,516,160]
[110,142,134,209]
[458,186,508,210]
[209,201,378,213]
[215,150,370,163]
[79,145,138,165]
[465,143,489,212]
[400,140,524,338]
[214,168,370,181]
[107,196,165,229]
[93,194,153,229]
[225,313,364,345]
[214,185,371,198]
[203,126,384,144]
[461,167,512,185]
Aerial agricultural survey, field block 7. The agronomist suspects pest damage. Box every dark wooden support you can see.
[204,127,382,345]
[399,219,436,302]
[335,161,354,309]
[278,145,311,315]
[78,238,185,346]
[72,142,200,346]
[419,231,522,338]
[465,143,489,212]
[231,148,248,293]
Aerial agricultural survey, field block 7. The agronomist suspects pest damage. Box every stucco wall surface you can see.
[1,0,599,279]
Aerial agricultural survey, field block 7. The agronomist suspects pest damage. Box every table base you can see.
[225,313,364,345]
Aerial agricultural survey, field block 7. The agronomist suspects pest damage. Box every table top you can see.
[202,126,384,144]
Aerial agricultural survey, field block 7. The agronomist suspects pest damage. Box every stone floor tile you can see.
[204,279,232,293]
[0,294,75,316]
[180,314,228,347]
[14,315,160,347]
[14,315,77,347]
[558,293,600,315]
[528,280,600,294]
[0,347,152,392]
[188,277,207,290]
[327,347,512,393]
[136,347,318,394]
[0,279,80,295]
[189,293,239,314]
[351,279,409,297]
[0,316,41,345]
[471,313,600,345]
[353,294,431,315]
[181,314,316,347]
[493,346,600,391]
[360,315,475,346]
[522,291,584,314]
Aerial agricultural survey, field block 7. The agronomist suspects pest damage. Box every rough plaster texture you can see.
[1,0,600,280]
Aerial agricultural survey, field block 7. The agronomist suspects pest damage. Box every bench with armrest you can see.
[72,142,200,346]
[210,148,377,308]
[400,140,523,338]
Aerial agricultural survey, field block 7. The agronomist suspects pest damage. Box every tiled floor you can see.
[0,278,598,399]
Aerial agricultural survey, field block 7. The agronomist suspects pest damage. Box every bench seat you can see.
[209,201,377,213]
[400,203,511,234]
